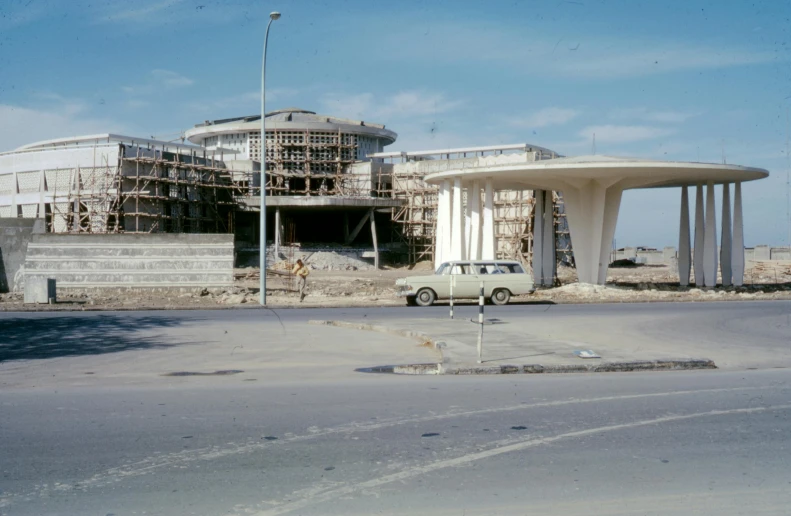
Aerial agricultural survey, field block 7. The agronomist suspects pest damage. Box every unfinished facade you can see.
[365,145,572,271]
[0,135,237,235]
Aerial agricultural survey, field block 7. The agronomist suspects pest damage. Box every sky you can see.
[1,0,790,247]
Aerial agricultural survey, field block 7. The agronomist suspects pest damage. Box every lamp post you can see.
[260,11,281,305]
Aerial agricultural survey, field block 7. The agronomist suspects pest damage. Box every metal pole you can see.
[260,12,281,305]
[449,270,454,319]
[477,281,484,363]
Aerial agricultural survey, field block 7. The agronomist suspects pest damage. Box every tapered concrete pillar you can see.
[693,184,705,286]
[720,183,732,286]
[542,190,556,286]
[703,181,718,287]
[562,179,623,284]
[464,190,472,260]
[434,180,451,269]
[481,179,496,260]
[532,190,545,285]
[468,181,482,260]
[732,182,745,286]
[451,177,466,261]
[678,187,691,286]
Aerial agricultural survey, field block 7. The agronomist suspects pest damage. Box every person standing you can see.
[291,259,310,302]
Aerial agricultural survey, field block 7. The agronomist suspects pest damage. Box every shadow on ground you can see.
[0,315,189,362]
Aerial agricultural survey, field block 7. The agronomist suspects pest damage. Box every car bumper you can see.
[395,286,414,298]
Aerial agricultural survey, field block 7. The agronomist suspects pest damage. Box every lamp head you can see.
[270,12,281,20]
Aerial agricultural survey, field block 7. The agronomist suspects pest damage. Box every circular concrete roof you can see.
[184,108,398,145]
[424,155,769,191]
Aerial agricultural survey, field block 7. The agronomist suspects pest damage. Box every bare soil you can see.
[1,260,790,311]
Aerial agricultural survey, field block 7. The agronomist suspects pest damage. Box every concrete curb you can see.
[443,359,717,375]
[310,319,718,376]
[308,319,446,375]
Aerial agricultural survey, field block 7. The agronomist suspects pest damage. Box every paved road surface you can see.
[2,302,791,515]
[2,370,790,515]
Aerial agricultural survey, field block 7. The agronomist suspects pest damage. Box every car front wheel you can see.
[415,288,436,307]
[491,288,511,305]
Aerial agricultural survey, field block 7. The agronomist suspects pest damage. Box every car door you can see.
[477,262,500,297]
[450,263,482,299]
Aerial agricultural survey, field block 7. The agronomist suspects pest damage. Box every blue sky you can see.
[1,0,789,247]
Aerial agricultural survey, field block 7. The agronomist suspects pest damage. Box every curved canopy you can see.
[424,155,768,191]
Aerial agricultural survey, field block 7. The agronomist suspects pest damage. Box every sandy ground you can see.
[1,260,790,311]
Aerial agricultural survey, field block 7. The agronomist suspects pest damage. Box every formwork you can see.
[374,149,572,275]
[45,144,238,234]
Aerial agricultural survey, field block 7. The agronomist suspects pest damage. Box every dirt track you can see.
[1,260,790,311]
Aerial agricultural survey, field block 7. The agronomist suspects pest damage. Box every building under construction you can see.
[0,109,572,276]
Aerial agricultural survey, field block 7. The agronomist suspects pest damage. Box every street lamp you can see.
[260,10,281,305]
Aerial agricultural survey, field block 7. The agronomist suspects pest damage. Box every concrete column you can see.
[464,189,472,260]
[450,177,465,261]
[562,179,623,284]
[693,184,705,286]
[542,190,556,286]
[732,182,745,286]
[678,187,691,286]
[370,208,379,269]
[481,179,495,260]
[532,190,545,285]
[468,181,482,260]
[720,183,732,286]
[703,181,718,287]
[38,170,46,220]
[434,180,451,270]
[274,208,281,260]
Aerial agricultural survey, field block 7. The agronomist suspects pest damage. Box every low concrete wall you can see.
[0,218,45,293]
[24,233,233,290]
[614,246,791,266]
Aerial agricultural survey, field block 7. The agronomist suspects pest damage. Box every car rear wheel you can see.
[415,288,436,307]
[491,288,511,305]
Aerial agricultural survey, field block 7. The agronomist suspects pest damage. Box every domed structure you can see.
[184,108,397,183]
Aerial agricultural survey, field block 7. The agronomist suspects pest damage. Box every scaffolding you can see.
[46,144,238,234]
[250,127,360,197]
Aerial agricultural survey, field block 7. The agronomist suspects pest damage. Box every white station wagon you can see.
[395,260,535,306]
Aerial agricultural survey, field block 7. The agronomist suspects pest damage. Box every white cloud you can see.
[95,0,185,24]
[577,125,674,144]
[150,69,193,88]
[184,88,301,117]
[373,20,780,79]
[508,107,580,128]
[320,90,464,122]
[551,45,776,79]
[122,69,194,95]
[609,108,699,124]
[0,103,126,153]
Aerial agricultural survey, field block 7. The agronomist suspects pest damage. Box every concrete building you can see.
[424,155,769,286]
[0,134,236,234]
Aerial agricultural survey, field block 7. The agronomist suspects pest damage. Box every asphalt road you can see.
[2,302,791,515]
